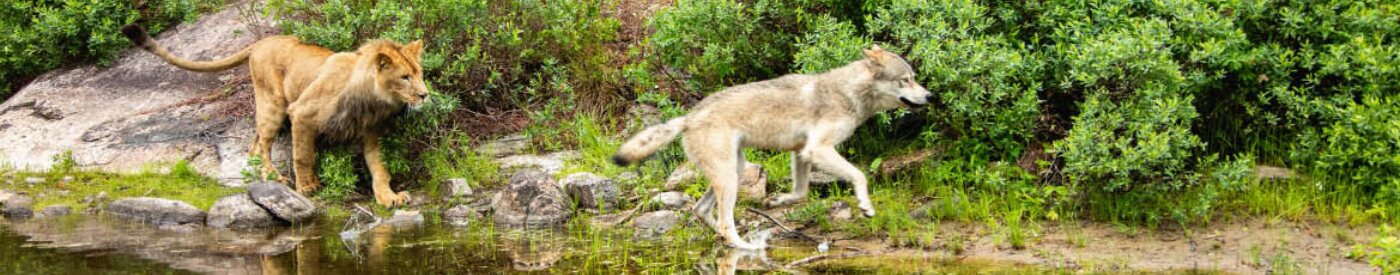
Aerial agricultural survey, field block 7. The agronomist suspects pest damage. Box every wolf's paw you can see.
[376,191,410,207]
[858,201,876,217]
[765,193,805,208]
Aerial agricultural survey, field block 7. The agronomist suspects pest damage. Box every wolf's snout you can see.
[900,96,927,108]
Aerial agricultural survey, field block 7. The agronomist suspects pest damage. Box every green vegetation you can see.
[3,153,239,211]
[0,0,222,98]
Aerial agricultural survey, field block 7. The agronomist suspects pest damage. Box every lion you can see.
[121,25,430,207]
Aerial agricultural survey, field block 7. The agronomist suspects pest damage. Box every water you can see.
[0,213,1064,274]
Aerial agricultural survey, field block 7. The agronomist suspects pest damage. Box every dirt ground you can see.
[779,217,1379,274]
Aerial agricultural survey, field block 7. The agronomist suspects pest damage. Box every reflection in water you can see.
[0,211,1064,273]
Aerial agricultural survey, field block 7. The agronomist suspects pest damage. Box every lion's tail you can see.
[612,116,687,166]
[121,24,251,72]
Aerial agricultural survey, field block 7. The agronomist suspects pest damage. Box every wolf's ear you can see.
[863,45,886,64]
[402,40,424,62]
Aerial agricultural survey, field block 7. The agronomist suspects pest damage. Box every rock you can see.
[663,162,700,191]
[383,210,424,226]
[828,201,853,222]
[82,191,109,214]
[631,210,681,237]
[739,162,766,200]
[207,194,283,229]
[441,178,473,201]
[480,133,529,157]
[877,147,942,176]
[1255,165,1294,180]
[561,172,620,213]
[664,162,765,200]
[616,171,640,185]
[443,204,481,226]
[589,213,627,228]
[650,191,693,210]
[60,175,75,184]
[246,182,316,223]
[497,151,580,176]
[24,177,44,185]
[491,170,571,228]
[0,5,282,188]
[40,205,71,217]
[3,194,35,220]
[105,197,206,226]
[0,189,19,204]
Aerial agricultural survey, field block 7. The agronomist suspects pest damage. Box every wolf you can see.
[612,45,933,249]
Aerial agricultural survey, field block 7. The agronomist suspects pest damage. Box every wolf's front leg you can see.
[364,132,408,207]
[806,147,874,217]
[767,153,811,207]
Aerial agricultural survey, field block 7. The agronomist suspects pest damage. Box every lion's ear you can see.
[402,40,424,62]
[376,52,395,72]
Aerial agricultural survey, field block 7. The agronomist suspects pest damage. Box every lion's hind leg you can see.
[249,73,289,183]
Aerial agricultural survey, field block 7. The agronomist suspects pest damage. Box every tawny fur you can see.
[121,25,431,207]
[613,45,934,250]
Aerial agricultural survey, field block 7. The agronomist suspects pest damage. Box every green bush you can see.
[648,0,798,91]
[0,0,218,98]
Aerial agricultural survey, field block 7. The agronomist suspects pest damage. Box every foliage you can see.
[1352,225,1400,273]
[0,0,219,98]
[649,0,798,90]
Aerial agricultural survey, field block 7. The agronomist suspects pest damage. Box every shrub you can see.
[0,0,218,98]
[648,0,798,92]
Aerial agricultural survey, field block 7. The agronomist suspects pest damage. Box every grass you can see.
[3,158,239,211]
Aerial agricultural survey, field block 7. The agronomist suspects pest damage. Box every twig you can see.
[745,208,824,244]
[783,251,870,269]
[601,199,648,227]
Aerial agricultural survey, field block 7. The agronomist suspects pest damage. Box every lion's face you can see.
[374,40,430,110]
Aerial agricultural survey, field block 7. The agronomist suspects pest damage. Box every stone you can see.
[40,205,71,217]
[60,175,75,183]
[650,191,693,211]
[246,181,316,223]
[664,162,765,200]
[561,172,620,213]
[0,4,283,188]
[631,210,681,237]
[443,204,481,226]
[1255,165,1294,180]
[105,197,206,226]
[3,194,35,220]
[491,170,571,228]
[876,147,942,176]
[24,177,44,185]
[441,178,473,201]
[497,151,580,176]
[383,210,424,226]
[207,194,283,229]
[480,133,529,157]
[739,162,766,200]
[663,162,700,191]
[828,201,853,222]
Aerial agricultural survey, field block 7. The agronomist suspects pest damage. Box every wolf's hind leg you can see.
[693,188,718,232]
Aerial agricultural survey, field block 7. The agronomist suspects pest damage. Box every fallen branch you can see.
[745,208,824,244]
[783,251,871,269]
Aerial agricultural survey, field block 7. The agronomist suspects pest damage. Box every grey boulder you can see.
[491,170,571,228]
[246,182,316,223]
[561,172,619,213]
[105,197,206,226]
[207,194,283,229]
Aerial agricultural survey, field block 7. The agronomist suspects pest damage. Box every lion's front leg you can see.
[290,122,322,194]
[364,132,408,207]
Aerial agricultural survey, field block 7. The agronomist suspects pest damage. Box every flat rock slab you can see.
[491,170,571,228]
[40,205,71,218]
[207,194,283,229]
[246,181,316,223]
[631,210,681,238]
[650,191,693,211]
[105,197,206,226]
[561,172,620,213]
[497,151,580,176]
[0,2,281,187]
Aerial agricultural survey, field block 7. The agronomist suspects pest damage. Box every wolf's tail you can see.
[121,24,252,72]
[612,116,687,166]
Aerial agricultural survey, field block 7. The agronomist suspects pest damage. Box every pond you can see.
[0,211,1078,274]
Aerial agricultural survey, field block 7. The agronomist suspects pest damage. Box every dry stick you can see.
[783,251,871,269]
[744,208,824,244]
